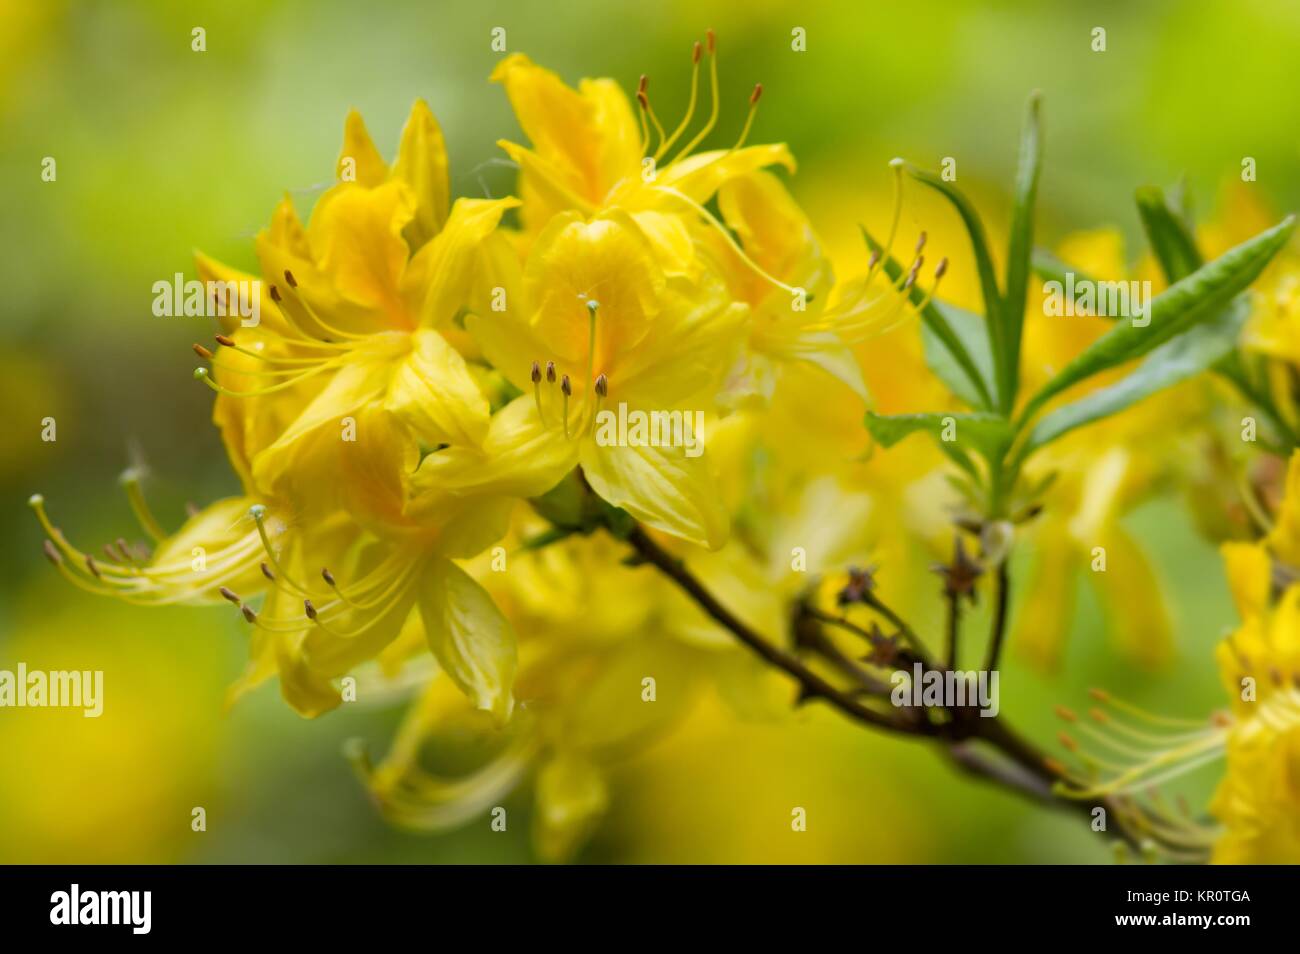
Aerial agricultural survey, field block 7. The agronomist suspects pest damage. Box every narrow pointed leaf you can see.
[907,165,1007,405]
[1003,91,1043,410]
[1019,215,1295,424]
[1136,185,1203,283]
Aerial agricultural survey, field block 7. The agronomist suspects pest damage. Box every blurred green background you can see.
[2,0,1296,863]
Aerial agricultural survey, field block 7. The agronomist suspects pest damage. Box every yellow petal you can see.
[1091,527,1173,669]
[526,210,665,363]
[1222,541,1271,621]
[410,395,579,500]
[338,108,389,187]
[384,328,490,447]
[491,54,638,206]
[251,357,391,496]
[533,753,609,862]
[392,99,450,248]
[716,170,831,297]
[414,196,520,329]
[308,180,416,321]
[580,439,729,549]
[300,545,423,677]
[417,558,517,722]
[653,143,796,207]
[609,288,747,409]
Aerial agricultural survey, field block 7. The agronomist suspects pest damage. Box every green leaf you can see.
[907,164,1008,405]
[862,226,994,409]
[920,301,997,408]
[1002,91,1043,412]
[1018,214,1295,424]
[1017,299,1249,458]
[866,411,1012,470]
[1136,185,1203,283]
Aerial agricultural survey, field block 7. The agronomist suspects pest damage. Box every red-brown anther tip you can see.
[241,604,257,624]
[750,83,763,105]
[638,74,648,93]
[85,555,101,578]
[283,269,298,288]
[594,373,608,398]
[916,231,928,252]
[636,90,649,111]
[692,41,702,64]
[322,567,336,586]
[269,285,281,302]
[260,562,275,581]
[304,599,318,621]
[935,257,949,279]
[43,539,62,565]
[1088,707,1109,723]
[530,360,541,383]
[545,361,556,383]
[1088,687,1109,702]
[215,334,236,348]
[219,586,241,604]
[1057,731,1078,752]
[1044,757,1067,776]
[560,374,572,396]
[706,28,716,53]
[1211,710,1232,728]
[193,344,214,360]
[1053,705,1078,722]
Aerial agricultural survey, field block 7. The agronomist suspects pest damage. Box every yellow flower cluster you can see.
[31,39,934,857]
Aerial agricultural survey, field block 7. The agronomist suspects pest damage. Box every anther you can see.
[594,373,608,398]
[85,555,101,578]
[1088,688,1109,703]
[241,604,258,624]
[283,269,298,288]
[322,567,337,587]
[269,285,282,303]
[934,257,949,280]
[304,598,318,621]
[545,361,556,383]
[750,83,762,105]
[220,586,241,604]
[706,28,715,54]
[215,334,236,348]
[1089,707,1109,723]
[561,374,572,397]
[915,231,927,254]
[1057,732,1078,752]
[42,540,62,565]
[193,344,214,360]
[530,360,541,384]
[261,562,275,582]
[1054,705,1078,722]
[693,41,702,64]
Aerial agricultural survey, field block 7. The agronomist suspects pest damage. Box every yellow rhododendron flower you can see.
[491,35,793,257]
[194,101,514,506]
[415,209,747,548]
